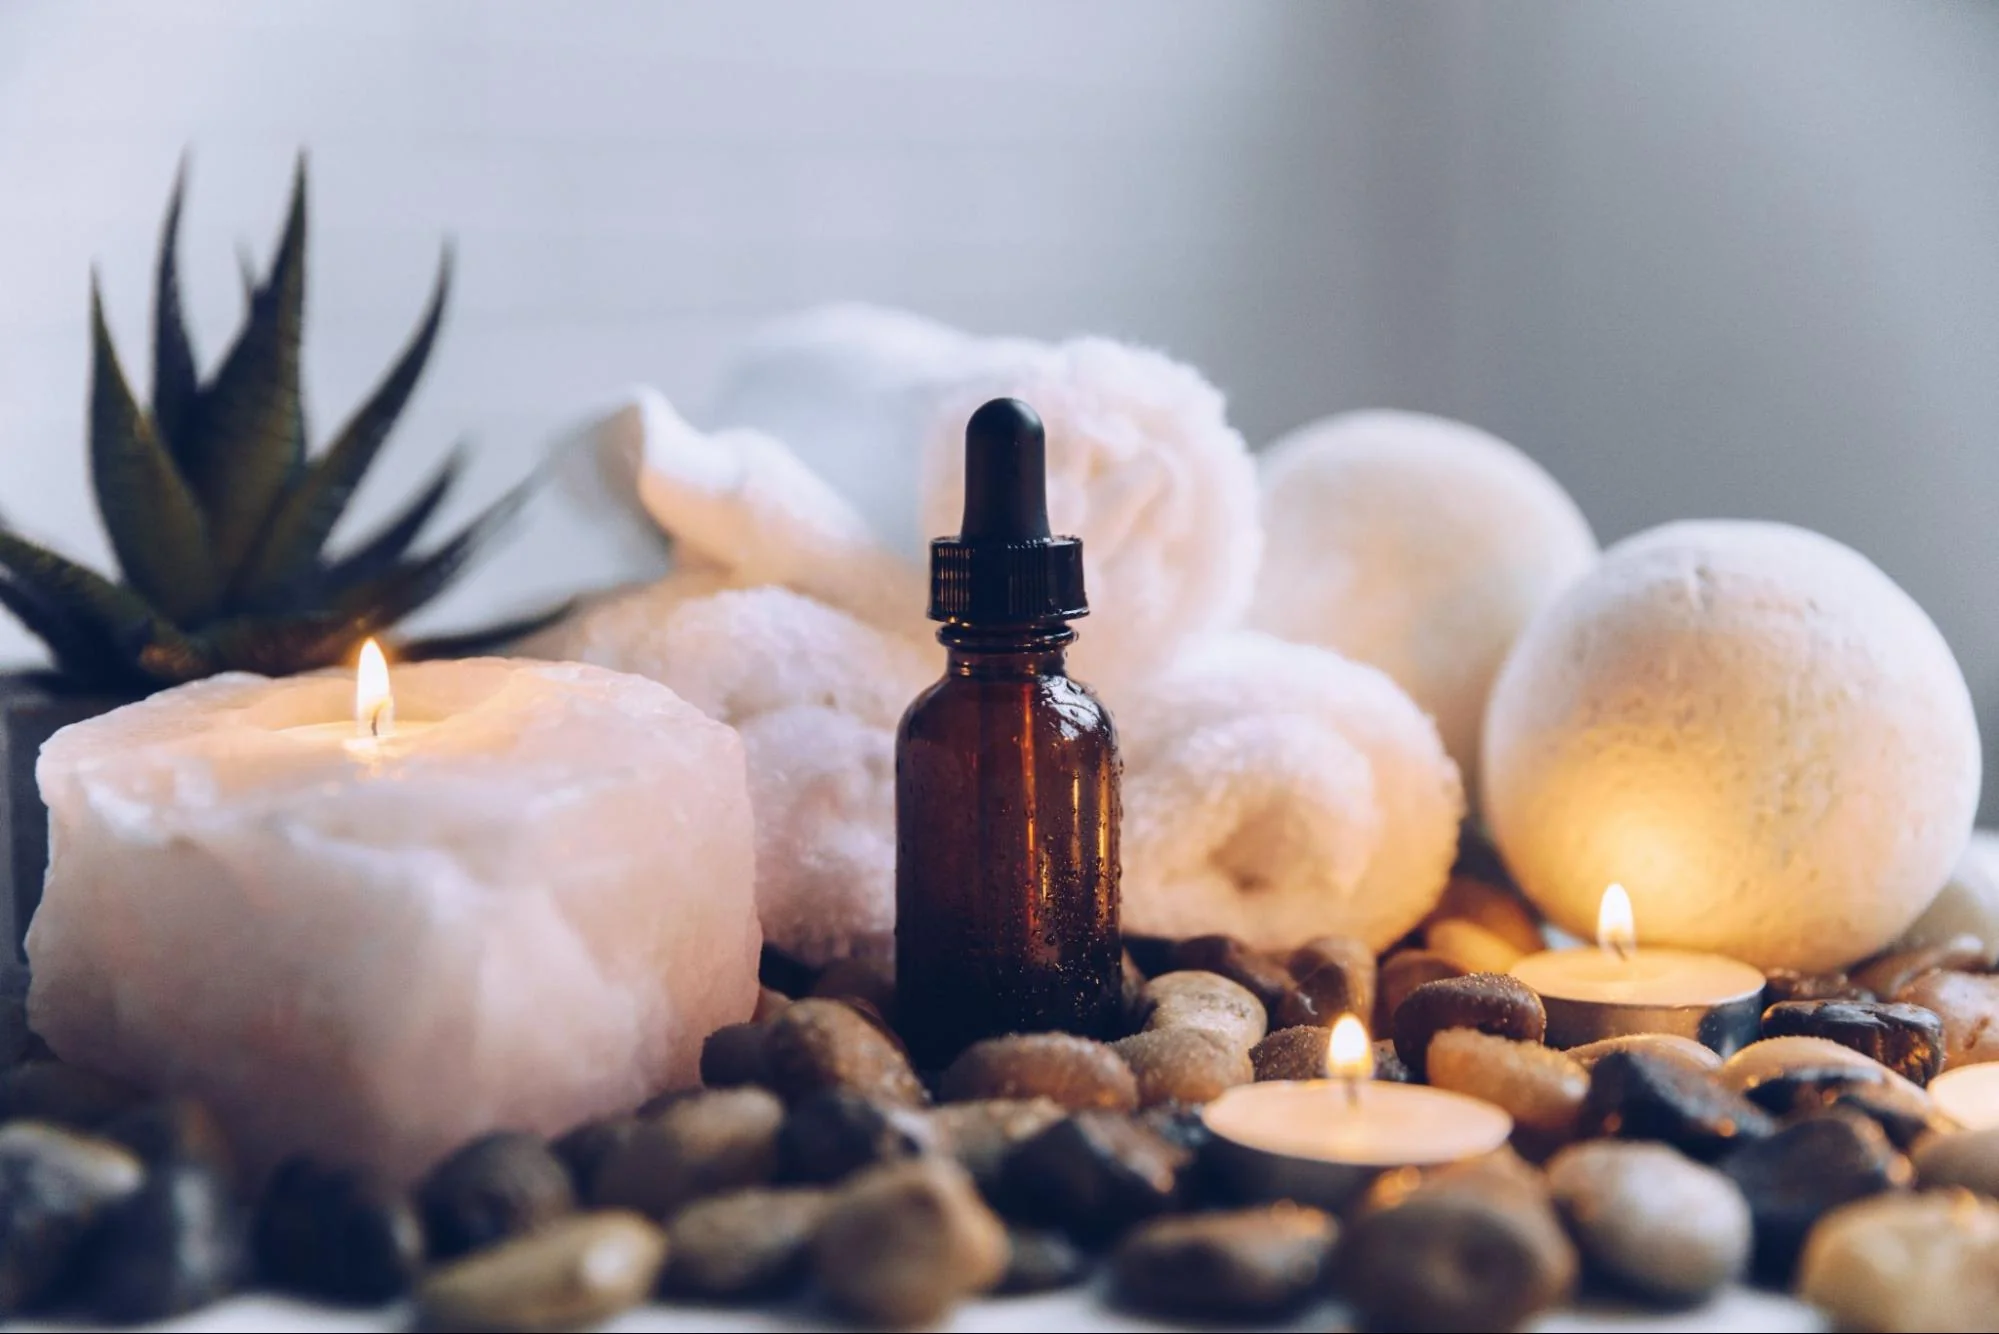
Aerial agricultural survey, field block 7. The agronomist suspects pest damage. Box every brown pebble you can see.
[664,1186,832,1298]
[550,1118,638,1200]
[699,1023,771,1089]
[929,1098,1066,1193]
[1760,999,1947,1085]
[1424,918,1530,975]
[811,1158,1007,1326]
[810,956,896,1018]
[414,1210,666,1333]
[1113,1203,1337,1317]
[1546,1140,1750,1304]
[417,1132,577,1260]
[590,1087,783,1219]
[1427,876,1545,955]
[1113,1029,1252,1107]
[1000,1111,1190,1241]
[940,1033,1138,1111]
[1375,949,1467,1032]
[1912,1127,1999,1198]
[1566,1033,1722,1074]
[1171,936,1294,1012]
[752,987,792,1023]
[762,999,926,1107]
[1797,1191,1999,1333]
[1895,970,1999,1068]
[1138,971,1268,1051]
[1426,1030,1587,1159]
[1276,937,1375,1030]
[1340,1173,1577,1333]
[1719,1112,1913,1281]
[775,1088,932,1184]
[1854,933,1987,998]
[1250,1026,1331,1082]
[1392,973,1546,1078]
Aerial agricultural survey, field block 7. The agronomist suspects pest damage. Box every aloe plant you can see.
[0,160,558,693]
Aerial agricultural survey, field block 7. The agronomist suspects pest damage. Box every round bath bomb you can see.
[1483,521,1979,973]
[1249,410,1596,787]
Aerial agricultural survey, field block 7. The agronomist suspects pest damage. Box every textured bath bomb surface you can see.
[27,661,762,1181]
[1483,521,1979,973]
[1249,410,1596,788]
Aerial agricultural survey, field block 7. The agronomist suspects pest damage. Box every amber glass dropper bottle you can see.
[895,397,1123,1070]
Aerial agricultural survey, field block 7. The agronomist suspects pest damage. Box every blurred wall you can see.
[2,1,1997,804]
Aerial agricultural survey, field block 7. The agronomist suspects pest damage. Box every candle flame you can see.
[1327,1013,1374,1081]
[355,639,394,739]
[1597,882,1636,958]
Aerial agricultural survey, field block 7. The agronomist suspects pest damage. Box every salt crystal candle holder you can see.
[1202,1016,1513,1213]
[26,651,761,1182]
[1509,885,1765,1056]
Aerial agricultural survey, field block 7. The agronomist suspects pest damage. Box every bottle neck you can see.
[938,622,1075,678]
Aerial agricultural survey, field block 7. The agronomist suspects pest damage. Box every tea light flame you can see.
[355,639,394,740]
[1328,1013,1373,1107]
[1597,882,1636,960]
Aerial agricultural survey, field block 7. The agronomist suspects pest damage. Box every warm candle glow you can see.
[1596,882,1636,958]
[355,639,394,740]
[1327,1013,1374,1081]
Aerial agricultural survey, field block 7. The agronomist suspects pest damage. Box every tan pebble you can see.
[1113,1203,1337,1317]
[1113,1029,1252,1106]
[1426,1029,1587,1157]
[1250,1026,1331,1082]
[415,1211,667,1333]
[762,999,927,1107]
[811,1158,1007,1326]
[1374,949,1466,1032]
[1797,1190,1999,1334]
[1565,1033,1722,1074]
[1427,876,1545,955]
[929,1098,1067,1191]
[590,1087,782,1219]
[664,1186,831,1298]
[1718,1036,1919,1097]
[1547,1140,1750,1304]
[1424,917,1529,974]
[1895,970,1999,1068]
[939,1034,1138,1111]
[1912,1127,1999,1198]
[1854,933,1987,998]
[1140,971,1268,1051]
[1278,937,1375,1029]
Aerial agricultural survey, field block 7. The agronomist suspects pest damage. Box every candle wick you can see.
[1344,1074,1361,1109]
[1611,937,1633,962]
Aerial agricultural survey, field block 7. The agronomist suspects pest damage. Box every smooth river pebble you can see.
[1546,1140,1750,1304]
[1170,936,1294,1012]
[254,1156,423,1304]
[1565,1033,1723,1074]
[941,1034,1139,1111]
[1578,1051,1776,1162]
[1138,971,1268,1052]
[762,999,927,1107]
[1797,1190,1999,1334]
[1113,1203,1337,1318]
[1719,1111,1912,1280]
[0,1121,144,1312]
[775,1088,931,1184]
[1392,973,1547,1078]
[418,1132,576,1260]
[1911,1126,1999,1198]
[1000,1111,1190,1242]
[415,1210,666,1333]
[1895,970,1999,1068]
[811,1158,1007,1326]
[1275,936,1375,1029]
[1760,999,1946,1085]
[1426,1030,1588,1159]
[590,1087,783,1219]
[664,1186,831,1298]
[1113,1028,1252,1106]
[80,1162,243,1323]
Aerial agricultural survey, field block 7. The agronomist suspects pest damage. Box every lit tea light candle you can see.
[1929,1063,1999,1131]
[1510,884,1765,1056]
[25,651,761,1181]
[1202,1015,1513,1212]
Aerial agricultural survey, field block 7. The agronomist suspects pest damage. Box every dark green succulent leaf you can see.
[184,156,308,585]
[231,247,452,606]
[151,157,200,465]
[0,574,131,690]
[205,609,367,676]
[0,529,211,687]
[90,278,219,624]
[396,599,574,661]
[319,443,465,596]
[336,474,533,629]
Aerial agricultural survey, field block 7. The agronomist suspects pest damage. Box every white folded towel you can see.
[710,305,1261,697]
[1118,633,1465,952]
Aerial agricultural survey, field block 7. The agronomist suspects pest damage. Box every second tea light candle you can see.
[1509,884,1765,1055]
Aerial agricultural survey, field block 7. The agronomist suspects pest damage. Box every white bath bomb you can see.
[1483,521,1980,973]
[1250,410,1596,788]
[27,661,760,1181]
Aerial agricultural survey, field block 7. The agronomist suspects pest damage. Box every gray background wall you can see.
[3,0,1997,804]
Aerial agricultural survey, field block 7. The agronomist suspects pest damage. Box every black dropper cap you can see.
[927,398,1087,624]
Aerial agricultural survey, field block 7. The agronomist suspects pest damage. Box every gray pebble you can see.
[81,1162,243,1323]
[1719,1111,1912,1280]
[664,1186,831,1298]
[1798,1190,1999,1332]
[1000,1111,1189,1242]
[1138,971,1267,1052]
[1250,1026,1329,1082]
[590,1086,782,1220]
[1114,1203,1336,1317]
[1547,1140,1750,1304]
[776,1087,932,1184]
[929,1098,1066,1194]
[811,1158,1006,1327]
[0,1121,144,1312]
[417,1132,575,1259]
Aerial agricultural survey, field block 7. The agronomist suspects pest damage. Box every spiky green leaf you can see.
[0,575,127,689]
[205,609,366,676]
[319,443,465,595]
[184,156,308,584]
[90,279,218,625]
[151,158,200,465]
[397,600,574,661]
[0,529,211,686]
[232,247,452,605]
[335,475,532,629]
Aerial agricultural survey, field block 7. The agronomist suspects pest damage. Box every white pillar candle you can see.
[1510,885,1766,1055]
[1202,1016,1513,1211]
[1930,1063,1999,1131]
[26,652,760,1181]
